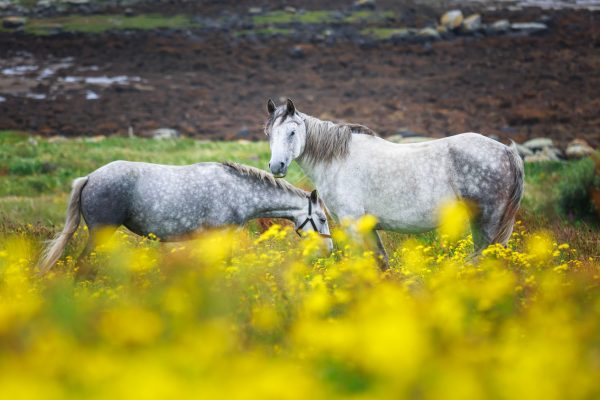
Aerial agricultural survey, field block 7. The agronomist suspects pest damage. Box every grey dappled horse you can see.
[265,99,524,264]
[39,161,332,273]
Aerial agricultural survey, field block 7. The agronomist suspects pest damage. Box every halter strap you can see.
[295,197,332,239]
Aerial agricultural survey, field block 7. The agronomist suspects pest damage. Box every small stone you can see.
[2,16,26,29]
[236,128,250,139]
[566,139,596,160]
[417,27,440,39]
[524,147,562,163]
[289,45,305,59]
[124,8,135,17]
[462,14,481,32]
[248,7,262,15]
[352,0,376,11]
[491,19,510,32]
[511,22,548,33]
[284,6,297,13]
[85,135,106,143]
[440,10,463,30]
[523,137,554,151]
[152,128,180,140]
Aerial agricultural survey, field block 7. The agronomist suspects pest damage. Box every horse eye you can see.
[319,218,326,224]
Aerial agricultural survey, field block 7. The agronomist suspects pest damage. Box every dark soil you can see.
[0,3,598,146]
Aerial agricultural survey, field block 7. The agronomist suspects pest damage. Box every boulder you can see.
[440,10,463,30]
[491,19,510,32]
[524,147,561,163]
[2,16,26,29]
[417,27,440,39]
[289,45,305,59]
[514,143,534,158]
[352,0,376,11]
[462,14,482,32]
[565,139,596,160]
[152,128,180,140]
[511,22,548,33]
[523,137,554,151]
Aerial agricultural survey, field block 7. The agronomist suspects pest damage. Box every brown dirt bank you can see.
[0,8,598,146]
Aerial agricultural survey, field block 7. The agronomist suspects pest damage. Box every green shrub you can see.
[556,157,599,220]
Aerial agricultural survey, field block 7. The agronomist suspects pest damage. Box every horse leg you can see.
[371,230,389,271]
[75,226,117,280]
[470,205,509,253]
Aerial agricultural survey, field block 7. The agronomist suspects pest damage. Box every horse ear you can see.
[267,98,276,114]
[286,98,296,115]
[310,189,318,203]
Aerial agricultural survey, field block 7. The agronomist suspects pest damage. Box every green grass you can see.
[252,10,394,27]
[234,28,293,37]
[2,14,198,35]
[0,132,307,225]
[1,131,598,257]
[360,27,412,39]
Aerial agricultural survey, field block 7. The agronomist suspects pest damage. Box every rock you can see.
[289,45,305,59]
[352,0,376,11]
[566,139,596,160]
[84,135,106,143]
[28,137,38,146]
[524,147,562,163]
[236,128,250,139]
[248,7,262,15]
[491,19,510,32]
[511,22,548,33]
[2,16,26,29]
[417,27,440,39]
[440,10,463,30]
[284,6,297,13]
[152,128,180,140]
[462,14,481,32]
[515,143,534,158]
[124,8,135,17]
[523,137,554,151]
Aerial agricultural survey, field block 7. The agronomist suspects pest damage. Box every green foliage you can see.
[555,158,598,219]
[15,14,197,35]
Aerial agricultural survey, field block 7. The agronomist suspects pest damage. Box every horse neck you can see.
[248,184,307,221]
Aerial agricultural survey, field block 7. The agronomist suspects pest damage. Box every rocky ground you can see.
[0,0,598,151]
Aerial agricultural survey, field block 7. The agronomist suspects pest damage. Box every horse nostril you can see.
[268,162,271,169]
[279,162,285,169]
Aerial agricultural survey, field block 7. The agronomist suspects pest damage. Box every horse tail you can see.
[492,141,524,245]
[38,176,89,274]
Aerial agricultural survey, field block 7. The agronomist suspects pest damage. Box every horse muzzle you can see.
[269,161,288,178]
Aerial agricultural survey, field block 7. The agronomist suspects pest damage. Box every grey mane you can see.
[265,105,377,165]
[301,115,376,165]
[221,162,307,198]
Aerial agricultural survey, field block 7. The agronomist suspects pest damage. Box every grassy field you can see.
[1,131,599,398]
[1,130,598,257]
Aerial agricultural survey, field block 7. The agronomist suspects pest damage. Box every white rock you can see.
[524,147,562,163]
[511,22,548,33]
[440,10,463,30]
[523,137,554,151]
[418,27,440,39]
[515,143,534,158]
[491,19,510,32]
[566,139,596,159]
[462,14,482,32]
[152,128,180,140]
